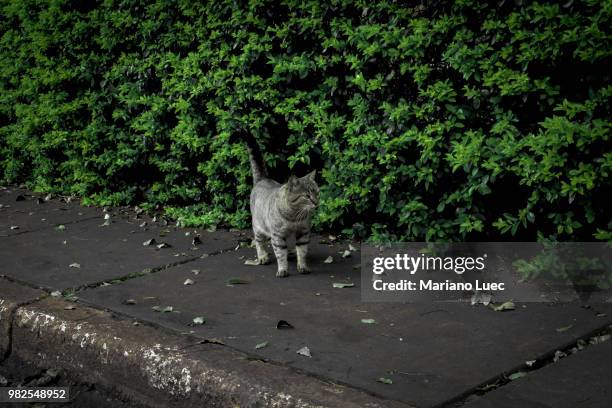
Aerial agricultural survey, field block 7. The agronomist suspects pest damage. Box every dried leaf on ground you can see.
[296,346,311,357]
[276,320,294,329]
[333,282,354,288]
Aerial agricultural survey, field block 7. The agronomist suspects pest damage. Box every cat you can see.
[243,132,319,277]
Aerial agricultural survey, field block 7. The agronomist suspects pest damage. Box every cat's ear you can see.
[304,170,316,181]
[288,175,298,189]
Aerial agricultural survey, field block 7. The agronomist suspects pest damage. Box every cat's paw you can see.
[258,253,271,265]
[297,264,311,274]
[276,269,289,278]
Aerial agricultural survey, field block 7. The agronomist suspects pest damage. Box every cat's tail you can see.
[240,131,267,184]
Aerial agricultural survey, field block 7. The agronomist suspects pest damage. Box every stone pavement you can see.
[1,185,611,408]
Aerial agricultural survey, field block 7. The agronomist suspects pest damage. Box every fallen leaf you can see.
[341,250,351,258]
[276,320,294,329]
[556,324,573,332]
[349,244,358,252]
[328,235,337,241]
[244,259,260,266]
[104,213,111,220]
[296,346,311,357]
[333,282,354,288]
[184,278,195,285]
[64,305,76,310]
[50,291,62,297]
[361,318,377,324]
[152,305,173,313]
[553,350,566,362]
[139,221,147,228]
[156,242,171,249]
[123,299,137,305]
[324,256,334,264]
[9,225,19,230]
[192,316,205,325]
[228,278,249,285]
[56,224,66,231]
[143,238,157,246]
[489,301,515,312]
[69,262,81,268]
[525,360,536,367]
[471,292,492,306]
[255,341,269,349]
[192,269,200,275]
[377,377,393,385]
[508,372,527,381]
[202,338,224,345]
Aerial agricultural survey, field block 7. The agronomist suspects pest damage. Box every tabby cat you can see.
[243,133,319,277]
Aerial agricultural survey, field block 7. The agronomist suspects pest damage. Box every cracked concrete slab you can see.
[0,187,101,236]
[0,277,45,358]
[10,296,411,408]
[462,340,612,408]
[0,214,241,291]
[79,243,612,407]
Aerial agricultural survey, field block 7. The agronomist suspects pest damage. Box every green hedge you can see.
[1,0,610,241]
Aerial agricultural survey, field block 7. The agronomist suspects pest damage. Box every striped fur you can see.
[243,134,319,277]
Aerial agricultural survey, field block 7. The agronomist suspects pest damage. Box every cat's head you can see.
[284,170,319,214]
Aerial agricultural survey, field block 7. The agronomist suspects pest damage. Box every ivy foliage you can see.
[1,0,610,241]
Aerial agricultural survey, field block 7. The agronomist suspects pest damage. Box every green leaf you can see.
[361,318,376,324]
[508,372,527,381]
[333,283,354,288]
[489,301,515,312]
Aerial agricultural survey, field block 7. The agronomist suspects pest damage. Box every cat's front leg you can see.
[271,235,289,277]
[296,232,311,274]
[254,231,271,265]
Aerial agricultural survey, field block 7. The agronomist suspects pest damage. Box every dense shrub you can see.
[1,0,610,241]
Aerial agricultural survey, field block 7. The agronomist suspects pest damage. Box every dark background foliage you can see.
[1,0,610,241]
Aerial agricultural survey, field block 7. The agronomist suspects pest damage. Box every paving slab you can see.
[10,295,409,408]
[0,214,241,291]
[0,277,45,358]
[462,340,612,408]
[79,240,612,407]
[0,187,100,236]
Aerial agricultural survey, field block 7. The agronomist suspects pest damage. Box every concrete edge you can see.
[2,281,413,408]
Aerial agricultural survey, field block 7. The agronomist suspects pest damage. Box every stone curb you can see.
[1,279,412,408]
